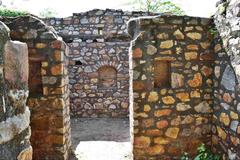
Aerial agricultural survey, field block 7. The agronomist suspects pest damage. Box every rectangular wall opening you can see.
[154,60,171,88]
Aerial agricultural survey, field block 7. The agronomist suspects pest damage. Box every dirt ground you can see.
[70,118,131,160]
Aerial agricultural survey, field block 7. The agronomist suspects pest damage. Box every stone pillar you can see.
[0,21,32,160]
[0,16,71,160]
[128,16,214,159]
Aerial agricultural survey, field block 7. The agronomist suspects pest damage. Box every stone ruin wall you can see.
[212,0,240,159]
[128,16,217,159]
[44,9,155,117]
[0,22,32,159]
[0,2,239,159]
[0,16,71,160]
[128,2,240,158]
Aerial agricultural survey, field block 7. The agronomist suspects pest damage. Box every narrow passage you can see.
[70,118,131,160]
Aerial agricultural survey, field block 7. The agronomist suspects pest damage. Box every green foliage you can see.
[181,144,221,160]
[0,8,28,17]
[209,27,218,36]
[39,8,57,18]
[131,0,184,15]
[181,152,190,160]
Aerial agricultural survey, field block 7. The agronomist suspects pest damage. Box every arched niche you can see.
[97,66,117,89]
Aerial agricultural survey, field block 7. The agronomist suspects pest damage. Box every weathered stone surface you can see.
[186,32,202,40]
[188,73,202,87]
[156,120,169,129]
[154,137,170,145]
[182,115,194,124]
[4,41,29,88]
[165,127,179,139]
[230,111,238,120]
[176,92,190,102]
[173,29,184,39]
[23,29,37,39]
[162,96,175,104]
[214,66,221,78]
[157,33,169,39]
[176,103,191,111]
[187,44,198,50]
[221,103,230,110]
[185,52,198,60]
[217,126,227,140]
[220,112,230,126]
[51,63,64,75]
[160,50,172,54]
[170,116,181,126]
[160,40,173,49]
[17,146,32,160]
[221,65,236,91]
[171,73,184,88]
[146,145,165,155]
[201,66,213,77]
[142,118,154,128]
[134,136,151,148]
[200,42,210,49]
[147,45,157,55]
[0,107,30,144]
[214,44,222,52]
[144,104,151,112]
[133,81,145,91]
[154,109,172,117]
[36,43,47,49]
[194,101,212,113]
[230,121,239,132]
[190,90,200,98]
[148,92,159,102]
[223,93,232,103]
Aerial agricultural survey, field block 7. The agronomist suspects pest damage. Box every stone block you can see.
[17,146,32,160]
[134,136,151,149]
[162,96,175,105]
[154,109,172,117]
[176,92,190,102]
[186,32,202,40]
[160,40,173,49]
[156,120,169,129]
[4,41,29,89]
[188,73,202,88]
[146,145,165,155]
[148,92,159,102]
[221,65,236,91]
[165,127,180,139]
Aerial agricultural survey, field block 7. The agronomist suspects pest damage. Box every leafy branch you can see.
[181,144,221,160]
[130,0,185,15]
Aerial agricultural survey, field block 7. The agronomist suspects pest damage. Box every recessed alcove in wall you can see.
[98,27,103,35]
[28,61,43,95]
[154,60,171,88]
[98,66,117,89]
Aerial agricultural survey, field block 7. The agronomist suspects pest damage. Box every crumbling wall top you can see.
[128,15,213,39]
[0,16,60,41]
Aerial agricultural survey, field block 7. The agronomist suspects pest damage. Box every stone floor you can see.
[70,118,131,160]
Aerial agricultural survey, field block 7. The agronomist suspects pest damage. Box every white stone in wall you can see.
[0,107,30,144]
